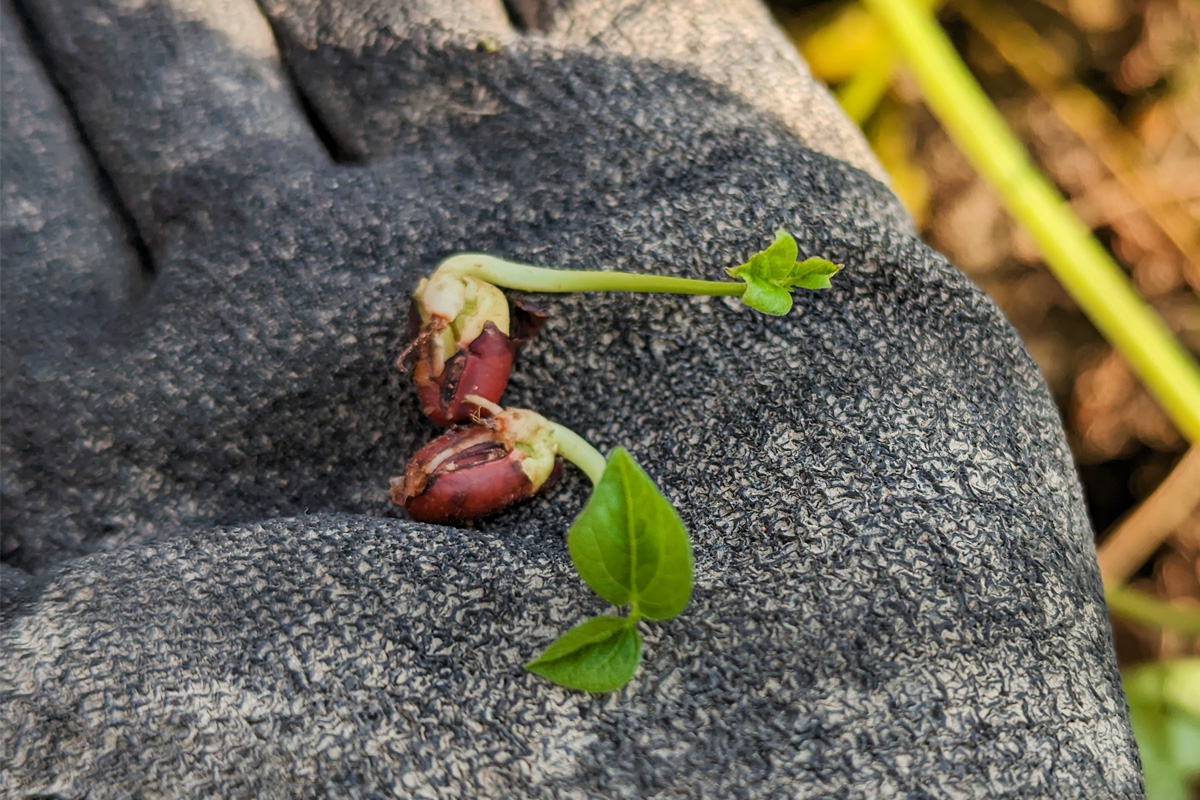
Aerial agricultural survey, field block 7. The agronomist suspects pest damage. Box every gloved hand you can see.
[0,0,1142,796]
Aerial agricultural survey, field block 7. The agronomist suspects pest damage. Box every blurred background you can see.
[767,0,1198,795]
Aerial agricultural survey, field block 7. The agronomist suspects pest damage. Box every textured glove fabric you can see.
[1,0,1142,797]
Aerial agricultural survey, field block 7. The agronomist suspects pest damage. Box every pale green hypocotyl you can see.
[433,229,840,319]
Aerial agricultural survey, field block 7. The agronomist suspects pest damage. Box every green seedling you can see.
[426,230,839,317]
[395,231,840,691]
[525,446,692,692]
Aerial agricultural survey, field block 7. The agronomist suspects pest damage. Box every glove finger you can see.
[260,0,516,160]
[0,4,143,348]
[16,0,326,251]
[539,0,885,183]
[1,4,147,569]
[262,0,884,183]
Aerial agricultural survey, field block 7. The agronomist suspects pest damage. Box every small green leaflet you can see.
[726,230,841,316]
[524,616,642,692]
[567,447,693,621]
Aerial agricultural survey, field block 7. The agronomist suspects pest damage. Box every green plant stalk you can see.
[835,0,942,124]
[436,254,747,298]
[836,45,898,124]
[861,0,1200,442]
[546,420,607,487]
[1106,586,1200,635]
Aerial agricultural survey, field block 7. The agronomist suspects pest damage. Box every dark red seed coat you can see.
[402,300,551,427]
[393,425,563,525]
[416,322,514,427]
[402,455,532,524]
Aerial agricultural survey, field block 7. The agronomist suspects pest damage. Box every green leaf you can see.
[792,257,842,290]
[525,615,642,692]
[740,279,794,316]
[758,228,800,281]
[567,447,693,620]
[725,230,842,315]
[1123,659,1200,800]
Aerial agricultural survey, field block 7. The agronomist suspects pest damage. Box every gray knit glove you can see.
[1,1,1141,796]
